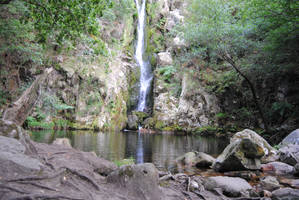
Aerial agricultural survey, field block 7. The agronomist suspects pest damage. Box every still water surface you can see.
[30,130,228,170]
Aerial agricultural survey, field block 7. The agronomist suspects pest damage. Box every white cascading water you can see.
[135,0,153,112]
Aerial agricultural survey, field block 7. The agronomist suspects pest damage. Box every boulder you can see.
[278,144,299,166]
[0,136,43,175]
[260,176,280,191]
[107,163,164,200]
[157,52,173,66]
[203,176,252,197]
[176,152,215,172]
[213,138,265,172]
[272,188,299,200]
[261,162,295,175]
[281,129,299,146]
[127,114,139,130]
[231,129,276,156]
[0,119,36,155]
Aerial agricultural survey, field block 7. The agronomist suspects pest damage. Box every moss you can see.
[114,157,135,167]
[155,120,165,130]
[162,124,183,132]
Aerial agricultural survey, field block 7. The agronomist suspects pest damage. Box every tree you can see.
[182,0,270,132]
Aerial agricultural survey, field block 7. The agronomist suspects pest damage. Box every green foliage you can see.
[0,90,9,106]
[25,0,110,44]
[0,0,43,65]
[102,0,135,22]
[25,116,54,129]
[216,112,228,120]
[43,94,74,112]
[157,66,177,83]
[114,157,135,167]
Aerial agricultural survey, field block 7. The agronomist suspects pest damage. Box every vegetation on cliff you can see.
[176,0,299,135]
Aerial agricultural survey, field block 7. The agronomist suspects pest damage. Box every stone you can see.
[281,129,299,146]
[0,136,43,174]
[172,36,187,54]
[127,114,139,130]
[203,176,252,197]
[107,163,164,200]
[176,152,215,172]
[261,162,295,175]
[157,52,173,66]
[260,176,280,191]
[272,188,299,200]
[231,129,276,156]
[166,10,184,31]
[213,138,265,172]
[0,135,25,154]
[278,144,299,166]
[52,138,72,148]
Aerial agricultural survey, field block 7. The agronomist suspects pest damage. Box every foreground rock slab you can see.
[107,163,164,200]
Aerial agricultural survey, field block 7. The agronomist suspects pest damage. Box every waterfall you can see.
[135,0,153,112]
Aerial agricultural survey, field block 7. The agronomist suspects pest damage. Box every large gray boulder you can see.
[278,144,299,166]
[260,176,280,191]
[261,161,295,175]
[127,114,139,130]
[281,129,299,146]
[107,163,164,200]
[0,136,43,175]
[272,188,299,200]
[213,138,265,172]
[203,176,252,197]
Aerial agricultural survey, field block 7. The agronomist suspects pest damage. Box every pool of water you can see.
[29,130,228,170]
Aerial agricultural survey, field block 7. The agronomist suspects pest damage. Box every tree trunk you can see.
[2,68,54,126]
[221,53,269,133]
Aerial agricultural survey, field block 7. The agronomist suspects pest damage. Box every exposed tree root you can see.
[6,170,65,182]
[16,181,57,192]
[0,184,29,194]
[65,168,101,190]
[7,194,84,200]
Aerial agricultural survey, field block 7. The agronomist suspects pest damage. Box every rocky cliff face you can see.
[143,0,220,131]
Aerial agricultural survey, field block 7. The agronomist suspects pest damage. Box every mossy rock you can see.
[132,111,149,121]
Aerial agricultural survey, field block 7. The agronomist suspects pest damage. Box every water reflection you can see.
[30,130,228,170]
[136,132,144,164]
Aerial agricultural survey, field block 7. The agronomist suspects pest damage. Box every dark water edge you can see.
[29,130,229,170]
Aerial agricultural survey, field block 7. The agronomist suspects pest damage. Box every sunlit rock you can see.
[213,138,265,172]
[157,52,173,66]
[281,129,299,146]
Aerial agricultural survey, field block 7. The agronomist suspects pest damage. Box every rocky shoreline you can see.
[0,119,298,200]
